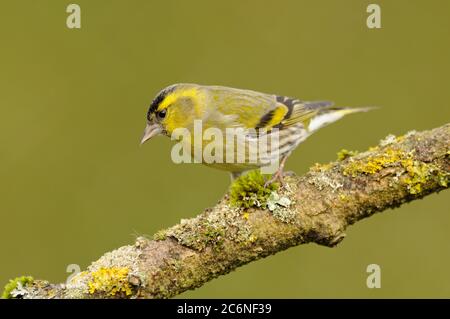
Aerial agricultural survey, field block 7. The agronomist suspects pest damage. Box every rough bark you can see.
[6,124,449,299]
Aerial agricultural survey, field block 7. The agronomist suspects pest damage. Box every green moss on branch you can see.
[7,123,449,299]
[2,276,34,299]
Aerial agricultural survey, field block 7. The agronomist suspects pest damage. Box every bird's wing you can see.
[273,96,334,129]
[204,86,334,132]
[204,86,281,130]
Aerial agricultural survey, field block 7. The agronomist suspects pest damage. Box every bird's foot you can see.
[264,170,287,189]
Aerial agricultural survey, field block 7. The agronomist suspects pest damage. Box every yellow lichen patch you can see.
[401,158,449,194]
[343,148,404,177]
[88,267,133,297]
[342,146,449,195]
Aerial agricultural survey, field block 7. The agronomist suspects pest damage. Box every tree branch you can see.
[6,124,449,299]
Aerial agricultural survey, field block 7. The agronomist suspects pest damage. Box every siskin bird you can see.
[141,83,373,185]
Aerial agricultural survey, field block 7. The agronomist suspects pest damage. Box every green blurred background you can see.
[1,0,449,298]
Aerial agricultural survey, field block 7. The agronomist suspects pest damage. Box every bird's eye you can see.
[157,109,167,120]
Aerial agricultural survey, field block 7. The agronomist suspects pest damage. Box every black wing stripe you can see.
[255,109,276,129]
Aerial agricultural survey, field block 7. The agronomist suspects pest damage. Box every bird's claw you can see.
[264,171,287,188]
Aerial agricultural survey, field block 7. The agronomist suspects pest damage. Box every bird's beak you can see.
[140,123,162,145]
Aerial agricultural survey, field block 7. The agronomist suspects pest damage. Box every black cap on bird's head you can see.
[140,85,177,145]
[141,83,200,145]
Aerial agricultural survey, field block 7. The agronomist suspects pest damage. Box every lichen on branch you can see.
[3,123,449,299]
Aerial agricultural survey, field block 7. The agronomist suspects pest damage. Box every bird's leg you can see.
[264,156,288,188]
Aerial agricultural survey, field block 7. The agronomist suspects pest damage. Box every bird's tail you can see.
[307,106,378,132]
[333,106,378,116]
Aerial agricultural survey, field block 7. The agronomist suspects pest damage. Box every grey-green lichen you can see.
[379,134,398,147]
[267,191,291,211]
[2,276,34,299]
[89,244,141,273]
[157,203,255,251]
[265,178,299,223]
[309,171,343,192]
[308,162,344,192]
[267,191,297,223]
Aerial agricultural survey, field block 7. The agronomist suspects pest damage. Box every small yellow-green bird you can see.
[141,83,372,184]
